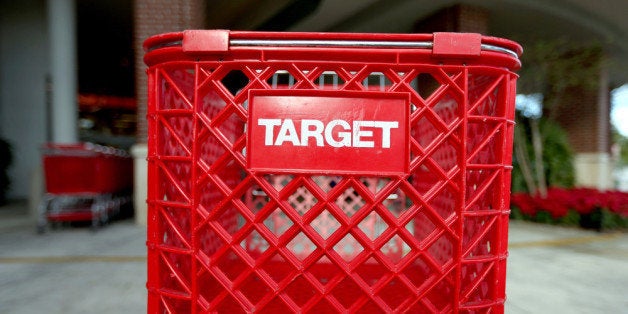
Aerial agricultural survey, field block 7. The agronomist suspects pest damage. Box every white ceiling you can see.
[284,0,628,85]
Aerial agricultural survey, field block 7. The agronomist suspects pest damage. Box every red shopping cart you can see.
[144,30,521,313]
[37,143,133,232]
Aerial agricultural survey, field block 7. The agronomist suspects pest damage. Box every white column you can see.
[47,0,78,143]
[574,153,613,190]
[131,144,148,226]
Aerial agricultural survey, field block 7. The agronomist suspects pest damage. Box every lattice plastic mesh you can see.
[147,50,516,313]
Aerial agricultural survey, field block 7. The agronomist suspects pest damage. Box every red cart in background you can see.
[37,143,133,232]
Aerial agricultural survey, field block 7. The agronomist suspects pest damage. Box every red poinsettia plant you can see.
[510,188,628,229]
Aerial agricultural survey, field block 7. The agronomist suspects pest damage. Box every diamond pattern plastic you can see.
[144,30,521,313]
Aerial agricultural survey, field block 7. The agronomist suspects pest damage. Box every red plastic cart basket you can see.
[144,30,521,313]
[38,143,133,231]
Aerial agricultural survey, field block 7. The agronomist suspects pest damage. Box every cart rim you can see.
[143,30,522,60]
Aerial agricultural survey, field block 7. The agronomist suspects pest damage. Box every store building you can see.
[1,0,627,224]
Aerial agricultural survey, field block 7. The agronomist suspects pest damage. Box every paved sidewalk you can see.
[1,201,626,313]
[506,221,628,313]
[0,202,146,314]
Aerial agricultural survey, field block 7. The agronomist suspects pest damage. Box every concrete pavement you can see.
[506,221,628,313]
[0,201,145,314]
[1,201,626,313]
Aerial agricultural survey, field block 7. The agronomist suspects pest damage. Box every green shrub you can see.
[512,114,574,193]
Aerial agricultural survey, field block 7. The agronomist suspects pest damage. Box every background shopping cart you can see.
[37,143,133,232]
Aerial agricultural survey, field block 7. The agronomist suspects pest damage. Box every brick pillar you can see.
[132,0,206,225]
[553,71,610,154]
[553,63,613,189]
[414,4,489,34]
[134,0,206,144]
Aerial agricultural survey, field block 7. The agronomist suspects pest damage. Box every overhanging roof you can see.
[277,0,628,86]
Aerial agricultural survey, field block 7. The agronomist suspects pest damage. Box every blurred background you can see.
[0,0,627,313]
[0,0,627,224]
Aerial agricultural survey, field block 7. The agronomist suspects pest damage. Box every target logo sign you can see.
[247,90,409,175]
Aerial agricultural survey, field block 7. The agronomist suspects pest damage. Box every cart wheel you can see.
[90,219,101,232]
[37,195,52,235]
[51,221,61,230]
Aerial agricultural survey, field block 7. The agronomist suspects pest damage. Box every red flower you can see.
[511,193,536,216]
[605,191,628,216]
[535,194,569,219]
[511,188,628,219]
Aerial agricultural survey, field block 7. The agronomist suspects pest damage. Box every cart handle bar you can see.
[150,39,518,59]
[147,31,521,60]
[229,39,519,59]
